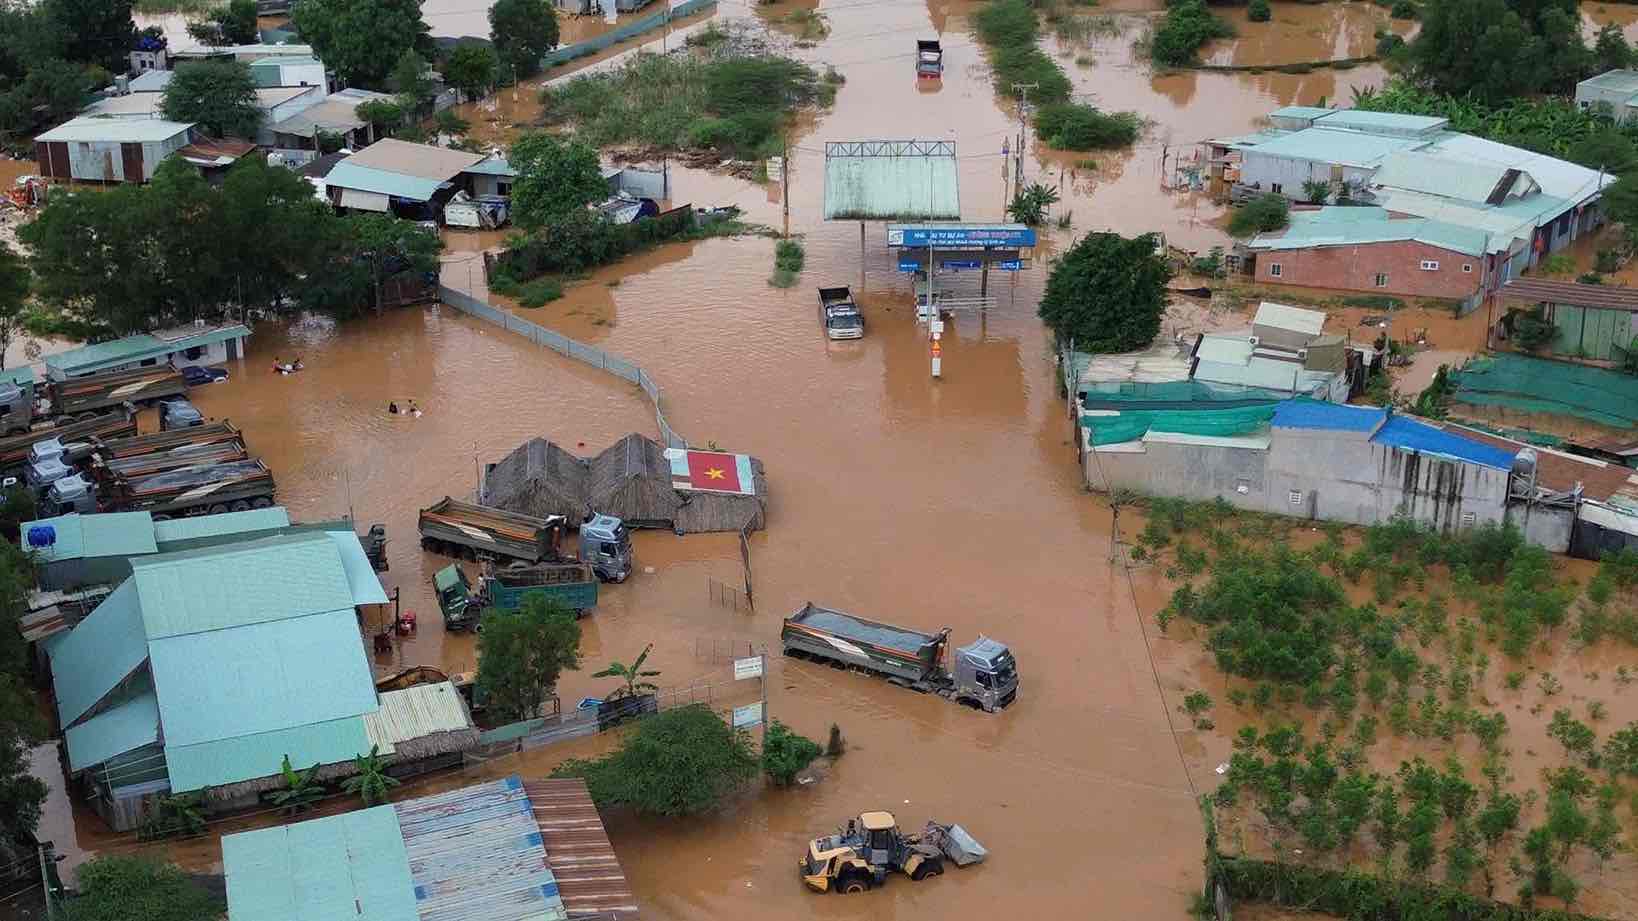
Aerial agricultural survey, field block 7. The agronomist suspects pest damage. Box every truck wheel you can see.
[251,497,273,509]
[230,500,251,512]
[208,503,229,515]
[838,875,870,894]
[911,859,943,881]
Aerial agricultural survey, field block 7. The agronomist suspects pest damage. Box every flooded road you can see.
[36,2,1445,918]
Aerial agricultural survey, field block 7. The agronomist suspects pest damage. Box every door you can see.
[120,143,143,183]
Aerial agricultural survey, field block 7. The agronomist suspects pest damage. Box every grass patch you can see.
[685,23,729,47]
[1036,102,1141,149]
[542,46,827,159]
[491,275,565,308]
[1339,294,1405,311]
[770,238,805,287]
[1075,158,1098,170]
[783,8,829,40]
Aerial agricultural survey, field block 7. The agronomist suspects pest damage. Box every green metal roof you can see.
[0,367,33,387]
[130,533,357,639]
[223,805,418,921]
[151,507,291,548]
[149,607,377,750]
[323,162,446,202]
[823,141,960,221]
[166,715,373,793]
[46,325,250,376]
[63,687,160,772]
[23,512,158,564]
[1268,105,1339,121]
[1249,206,1489,258]
[325,531,389,605]
[48,580,148,727]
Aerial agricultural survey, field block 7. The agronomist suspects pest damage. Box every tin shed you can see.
[34,117,194,184]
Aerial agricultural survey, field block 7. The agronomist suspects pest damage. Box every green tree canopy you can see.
[0,58,97,137]
[489,0,559,80]
[0,242,26,372]
[510,132,607,230]
[1405,0,1590,101]
[161,60,262,139]
[45,0,136,76]
[391,49,435,108]
[1228,192,1290,237]
[291,0,430,87]
[443,43,498,99]
[355,98,405,135]
[553,704,758,815]
[1595,22,1633,74]
[186,0,259,46]
[65,856,222,921]
[1604,173,1638,244]
[476,595,583,723]
[344,213,442,315]
[1037,231,1171,352]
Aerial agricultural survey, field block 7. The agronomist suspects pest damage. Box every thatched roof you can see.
[483,437,590,520]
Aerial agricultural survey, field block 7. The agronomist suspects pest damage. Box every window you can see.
[1269,263,1282,278]
[1271,183,1283,194]
[1374,273,1388,287]
[976,672,993,689]
[497,181,512,197]
[599,541,618,554]
[1462,264,1473,273]
[140,358,157,367]
[184,346,203,360]
[1419,260,1440,271]
[1558,213,1572,234]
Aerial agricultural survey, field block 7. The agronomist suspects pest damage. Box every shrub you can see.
[1149,0,1234,67]
[1389,0,1418,18]
[1035,102,1141,150]
[762,720,822,785]
[1247,0,1270,21]
[826,723,846,756]
[1228,192,1289,237]
[554,705,758,815]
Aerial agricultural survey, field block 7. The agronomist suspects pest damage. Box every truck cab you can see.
[817,286,864,340]
[41,474,96,516]
[0,382,38,436]
[951,637,1019,712]
[579,513,633,583]
[433,564,477,631]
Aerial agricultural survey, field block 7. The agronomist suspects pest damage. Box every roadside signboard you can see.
[732,702,764,728]
[733,656,763,681]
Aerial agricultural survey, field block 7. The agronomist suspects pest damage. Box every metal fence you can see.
[438,284,687,449]
[540,0,719,69]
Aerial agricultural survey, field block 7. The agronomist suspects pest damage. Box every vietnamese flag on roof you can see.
[670,450,756,496]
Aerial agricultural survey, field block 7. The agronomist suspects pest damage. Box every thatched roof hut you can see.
[484,433,767,534]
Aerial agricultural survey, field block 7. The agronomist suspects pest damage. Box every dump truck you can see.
[800,811,985,894]
[93,441,248,483]
[419,498,635,580]
[360,523,388,571]
[90,422,243,462]
[434,560,600,631]
[43,458,276,518]
[916,39,943,77]
[42,366,186,422]
[781,603,1018,712]
[0,409,137,472]
[817,286,864,340]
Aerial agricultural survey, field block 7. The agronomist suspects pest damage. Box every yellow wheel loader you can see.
[799,811,986,893]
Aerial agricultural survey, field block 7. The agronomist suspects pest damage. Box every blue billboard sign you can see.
[886,225,1038,249]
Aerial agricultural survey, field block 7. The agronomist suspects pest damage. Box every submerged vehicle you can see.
[817,286,864,341]
[418,497,633,580]
[800,811,985,893]
[781,603,1018,711]
[434,560,599,631]
[916,39,944,78]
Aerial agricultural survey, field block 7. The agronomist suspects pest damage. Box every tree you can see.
[553,704,757,815]
[0,243,26,373]
[1006,182,1060,226]
[594,643,661,699]
[1596,22,1633,73]
[1247,0,1270,21]
[1227,192,1289,237]
[1300,179,1330,205]
[510,132,608,230]
[0,58,96,136]
[268,755,325,815]
[341,745,401,805]
[1569,128,1638,176]
[475,595,583,723]
[391,49,435,109]
[187,0,258,46]
[139,790,205,840]
[1037,232,1171,352]
[489,0,559,80]
[0,675,44,864]
[161,60,262,139]
[342,213,442,315]
[64,856,221,921]
[356,98,406,136]
[44,0,136,76]
[1405,0,1590,102]
[762,720,821,786]
[291,0,430,87]
[443,43,498,100]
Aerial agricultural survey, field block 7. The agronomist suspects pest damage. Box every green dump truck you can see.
[434,561,599,631]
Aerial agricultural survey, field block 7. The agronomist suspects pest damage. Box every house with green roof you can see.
[43,530,470,830]
[44,322,251,380]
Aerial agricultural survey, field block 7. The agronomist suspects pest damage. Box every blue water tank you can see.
[26,525,55,548]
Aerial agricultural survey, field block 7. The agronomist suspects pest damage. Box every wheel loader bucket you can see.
[926,822,986,866]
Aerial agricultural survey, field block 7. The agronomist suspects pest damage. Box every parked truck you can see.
[817,286,864,340]
[781,603,1018,711]
[916,39,944,78]
[434,560,600,631]
[419,498,634,581]
[36,366,186,426]
[90,422,243,461]
[43,458,276,519]
[94,442,248,483]
[0,409,136,472]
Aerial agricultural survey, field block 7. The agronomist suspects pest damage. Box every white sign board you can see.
[766,156,784,182]
[732,702,764,728]
[733,656,763,681]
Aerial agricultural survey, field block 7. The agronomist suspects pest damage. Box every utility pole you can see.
[781,133,790,238]
[1009,82,1038,190]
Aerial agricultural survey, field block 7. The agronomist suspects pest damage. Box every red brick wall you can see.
[1253,241,1487,300]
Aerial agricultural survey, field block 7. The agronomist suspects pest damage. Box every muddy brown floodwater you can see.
[39,2,1445,918]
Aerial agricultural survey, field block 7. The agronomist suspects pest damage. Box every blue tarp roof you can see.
[1272,400,1386,433]
[1371,416,1517,470]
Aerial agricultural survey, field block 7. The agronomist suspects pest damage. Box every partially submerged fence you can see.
[540,0,719,70]
[437,283,687,449]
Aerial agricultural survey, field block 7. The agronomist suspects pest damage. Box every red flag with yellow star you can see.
[673,450,752,494]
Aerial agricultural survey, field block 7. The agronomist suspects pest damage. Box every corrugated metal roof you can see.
[1419,132,1610,201]
[341,139,486,180]
[46,324,250,375]
[394,776,567,921]
[128,70,173,91]
[167,715,372,793]
[823,143,960,220]
[48,581,148,727]
[35,116,193,143]
[82,94,163,117]
[1248,207,1490,257]
[130,532,356,638]
[151,507,292,546]
[326,531,389,605]
[1272,399,1386,432]
[323,161,446,201]
[1193,355,1337,396]
[1314,109,1448,135]
[1195,333,1254,364]
[255,86,316,107]
[64,688,160,771]
[149,608,377,748]
[1373,151,1532,204]
[1253,302,1326,338]
[21,512,157,563]
[1268,105,1337,121]
[270,99,369,138]
[0,366,33,387]
[249,54,322,68]
[1580,69,1638,94]
[1501,278,1638,312]
[1371,416,1517,470]
[1142,429,1272,450]
[467,154,517,177]
[223,803,419,921]
[364,682,472,755]
[1228,127,1422,168]
[525,778,640,920]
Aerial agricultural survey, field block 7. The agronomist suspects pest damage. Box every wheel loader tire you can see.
[838,875,870,894]
[912,859,944,881]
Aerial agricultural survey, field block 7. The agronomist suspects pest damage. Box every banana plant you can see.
[269,755,325,816]
[594,643,662,700]
[341,745,401,806]
[139,790,207,840]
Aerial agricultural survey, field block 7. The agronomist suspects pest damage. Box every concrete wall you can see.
[1508,501,1574,554]
[1238,153,1372,197]
[1577,85,1636,121]
[1085,438,1271,511]
[257,89,322,146]
[1253,240,1485,301]
[469,174,511,198]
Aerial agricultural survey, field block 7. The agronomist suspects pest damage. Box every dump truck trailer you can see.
[781,603,1018,711]
[0,410,137,471]
[435,561,600,631]
[418,496,567,564]
[45,366,187,420]
[916,39,944,77]
[46,458,276,518]
[90,422,242,461]
[94,442,248,482]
